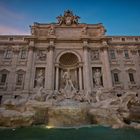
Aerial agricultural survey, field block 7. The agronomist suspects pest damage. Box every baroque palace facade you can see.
[0,10,140,103]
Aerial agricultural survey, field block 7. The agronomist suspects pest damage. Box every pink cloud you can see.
[0,5,25,20]
[0,4,30,35]
[0,25,30,35]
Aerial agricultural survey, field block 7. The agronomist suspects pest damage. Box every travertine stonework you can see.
[0,10,140,104]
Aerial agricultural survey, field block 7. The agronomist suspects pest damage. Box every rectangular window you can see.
[0,96,2,105]
[122,38,125,41]
[124,50,129,59]
[4,50,12,59]
[138,50,140,56]
[113,73,119,83]
[129,73,135,83]
[110,50,116,59]
[20,50,26,59]
[16,74,23,85]
[9,37,13,41]
[0,74,7,84]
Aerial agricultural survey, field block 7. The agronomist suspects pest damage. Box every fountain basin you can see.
[48,102,90,127]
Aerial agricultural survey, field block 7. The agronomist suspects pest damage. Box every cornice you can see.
[108,42,140,45]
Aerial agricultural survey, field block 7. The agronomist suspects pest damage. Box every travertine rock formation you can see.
[0,90,140,128]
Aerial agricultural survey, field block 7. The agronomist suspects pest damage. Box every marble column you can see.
[44,49,48,90]
[55,64,59,90]
[79,65,83,90]
[83,42,91,92]
[101,44,112,89]
[46,45,55,90]
[8,46,19,91]
[24,41,34,91]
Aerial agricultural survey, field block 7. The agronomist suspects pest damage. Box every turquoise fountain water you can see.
[0,126,140,140]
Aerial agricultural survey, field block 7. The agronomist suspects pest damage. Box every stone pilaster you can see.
[24,41,34,91]
[100,42,112,89]
[130,50,140,88]
[8,46,19,91]
[117,49,128,89]
[46,44,55,91]
[83,40,91,92]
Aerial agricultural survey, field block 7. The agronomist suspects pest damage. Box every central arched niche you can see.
[59,53,78,67]
[58,52,79,91]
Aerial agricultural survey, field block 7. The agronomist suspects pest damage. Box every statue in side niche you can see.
[94,69,102,87]
[36,69,44,88]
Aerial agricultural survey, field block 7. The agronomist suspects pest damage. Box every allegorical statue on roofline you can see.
[56,10,80,25]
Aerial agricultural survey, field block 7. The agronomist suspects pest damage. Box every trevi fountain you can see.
[0,10,140,140]
[0,68,140,129]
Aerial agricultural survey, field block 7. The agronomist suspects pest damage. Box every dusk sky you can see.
[0,0,140,35]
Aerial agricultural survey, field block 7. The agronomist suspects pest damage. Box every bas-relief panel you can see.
[90,50,100,61]
[36,50,47,61]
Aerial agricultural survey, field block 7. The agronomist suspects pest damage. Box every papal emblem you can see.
[65,16,72,25]
[56,10,80,26]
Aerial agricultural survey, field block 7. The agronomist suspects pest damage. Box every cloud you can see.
[0,4,30,35]
[0,5,25,20]
[0,25,30,35]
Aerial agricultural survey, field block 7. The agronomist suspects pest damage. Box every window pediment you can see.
[16,69,25,74]
[111,68,121,73]
[126,68,136,73]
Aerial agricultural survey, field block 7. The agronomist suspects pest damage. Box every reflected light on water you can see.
[45,125,54,129]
